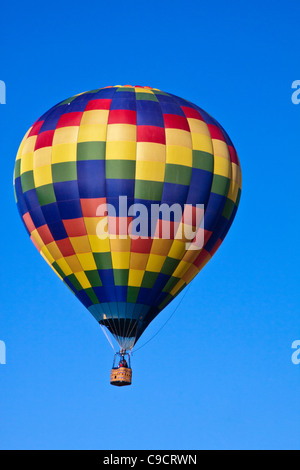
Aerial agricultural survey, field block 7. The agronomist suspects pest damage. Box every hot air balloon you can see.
[13,85,241,386]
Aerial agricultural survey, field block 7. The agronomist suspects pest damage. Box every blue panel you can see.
[77,160,106,198]
[106,179,135,199]
[23,188,40,210]
[162,182,189,206]
[29,206,46,228]
[93,87,117,99]
[39,105,68,132]
[186,169,213,206]
[53,181,80,201]
[136,100,164,127]
[76,290,93,308]
[48,220,68,240]
[57,199,83,219]
[41,202,61,224]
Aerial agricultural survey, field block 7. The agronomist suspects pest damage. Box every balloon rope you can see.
[100,324,116,353]
[132,284,191,354]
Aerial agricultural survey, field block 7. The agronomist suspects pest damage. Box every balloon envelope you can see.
[13,85,242,350]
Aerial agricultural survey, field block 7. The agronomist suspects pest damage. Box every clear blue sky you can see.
[0,0,299,450]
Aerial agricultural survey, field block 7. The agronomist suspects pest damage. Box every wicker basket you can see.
[110,367,132,386]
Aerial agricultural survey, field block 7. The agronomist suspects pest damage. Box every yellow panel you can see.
[22,135,37,156]
[134,87,153,94]
[80,110,109,125]
[106,141,136,160]
[34,165,53,187]
[31,230,44,250]
[77,124,107,142]
[70,236,91,254]
[84,217,103,237]
[135,160,165,182]
[56,258,73,276]
[136,142,165,162]
[64,255,83,273]
[170,279,185,296]
[21,152,34,174]
[34,147,52,168]
[107,124,136,142]
[111,251,130,269]
[128,269,144,287]
[187,118,210,136]
[40,245,55,264]
[165,129,192,148]
[168,240,186,260]
[16,131,30,160]
[46,242,63,260]
[213,155,231,178]
[53,126,79,145]
[52,143,77,163]
[172,260,191,279]
[88,235,111,253]
[75,271,92,289]
[212,139,230,160]
[146,254,166,272]
[166,145,192,166]
[110,237,131,252]
[77,253,97,270]
[231,163,242,185]
[191,133,213,153]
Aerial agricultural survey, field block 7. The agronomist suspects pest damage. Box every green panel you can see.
[106,160,136,180]
[36,184,56,206]
[67,274,83,291]
[77,141,106,161]
[85,269,103,287]
[162,276,180,293]
[14,159,21,178]
[21,171,35,192]
[127,286,140,303]
[116,87,135,92]
[211,174,230,197]
[135,92,158,101]
[161,257,180,275]
[113,269,129,286]
[134,180,163,201]
[52,162,77,183]
[141,271,159,288]
[93,252,113,270]
[85,287,100,304]
[164,164,192,186]
[192,150,214,172]
[222,198,235,220]
[52,261,65,279]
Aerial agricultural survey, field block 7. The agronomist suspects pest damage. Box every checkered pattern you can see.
[14,85,242,350]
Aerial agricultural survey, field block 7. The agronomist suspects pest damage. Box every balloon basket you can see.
[110,367,132,386]
[110,351,132,387]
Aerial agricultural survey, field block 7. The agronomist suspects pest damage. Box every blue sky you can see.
[0,0,299,450]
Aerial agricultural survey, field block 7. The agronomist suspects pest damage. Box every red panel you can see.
[56,112,83,128]
[131,237,153,253]
[80,198,107,217]
[181,106,204,121]
[85,99,112,111]
[108,109,137,125]
[35,130,55,150]
[37,224,54,245]
[137,125,166,144]
[163,114,190,131]
[63,218,87,237]
[228,145,239,165]
[207,124,226,142]
[56,238,76,257]
[23,212,36,234]
[28,120,44,137]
